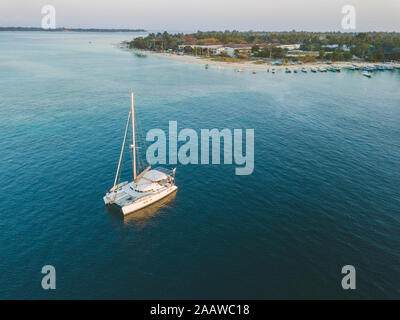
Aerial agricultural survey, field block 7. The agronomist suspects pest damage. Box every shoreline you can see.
[123,47,389,71]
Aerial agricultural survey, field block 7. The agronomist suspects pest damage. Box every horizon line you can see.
[1,26,400,33]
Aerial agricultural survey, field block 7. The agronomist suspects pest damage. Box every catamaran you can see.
[103,93,178,215]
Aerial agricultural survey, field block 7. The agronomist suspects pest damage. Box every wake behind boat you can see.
[104,93,178,215]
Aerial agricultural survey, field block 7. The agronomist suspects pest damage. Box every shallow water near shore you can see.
[0,32,399,299]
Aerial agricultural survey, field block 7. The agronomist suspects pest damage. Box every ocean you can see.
[0,32,399,299]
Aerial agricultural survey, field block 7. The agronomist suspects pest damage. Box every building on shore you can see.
[277,44,301,50]
[231,46,252,56]
[321,44,351,52]
[178,45,232,56]
[286,50,319,57]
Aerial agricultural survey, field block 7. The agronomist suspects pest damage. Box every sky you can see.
[1,0,399,32]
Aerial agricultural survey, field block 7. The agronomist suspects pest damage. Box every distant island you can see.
[127,31,400,62]
[0,27,146,32]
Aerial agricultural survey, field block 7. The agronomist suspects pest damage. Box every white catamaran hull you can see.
[121,185,178,215]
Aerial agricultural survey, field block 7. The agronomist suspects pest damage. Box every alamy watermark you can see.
[41,265,56,290]
[341,265,356,290]
[341,5,356,30]
[41,5,56,29]
[146,121,254,175]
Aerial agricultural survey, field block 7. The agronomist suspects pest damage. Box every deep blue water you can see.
[0,32,399,299]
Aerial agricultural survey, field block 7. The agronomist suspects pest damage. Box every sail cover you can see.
[135,178,163,192]
[143,169,168,182]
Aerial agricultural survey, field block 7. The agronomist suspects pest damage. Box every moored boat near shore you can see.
[363,66,375,72]
[333,65,341,72]
[363,71,372,78]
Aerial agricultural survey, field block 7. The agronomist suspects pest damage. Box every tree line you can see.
[128,31,400,61]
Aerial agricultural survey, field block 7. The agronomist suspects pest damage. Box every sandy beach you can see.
[124,48,382,71]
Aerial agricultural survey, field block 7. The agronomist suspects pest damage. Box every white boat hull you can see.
[121,185,178,215]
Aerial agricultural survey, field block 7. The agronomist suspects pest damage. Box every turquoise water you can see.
[0,32,399,299]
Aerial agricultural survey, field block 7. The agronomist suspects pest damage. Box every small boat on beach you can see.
[301,67,307,73]
[363,66,375,72]
[332,65,341,72]
[376,65,393,71]
[104,93,178,215]
[310,67,317,73]
[134,53,146,58]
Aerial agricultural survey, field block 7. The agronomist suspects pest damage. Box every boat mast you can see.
[131,92,136,180]
[112,110,131,191]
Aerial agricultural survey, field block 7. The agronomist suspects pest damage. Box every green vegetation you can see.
[251,45,287,59]
[128,31,400,62]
